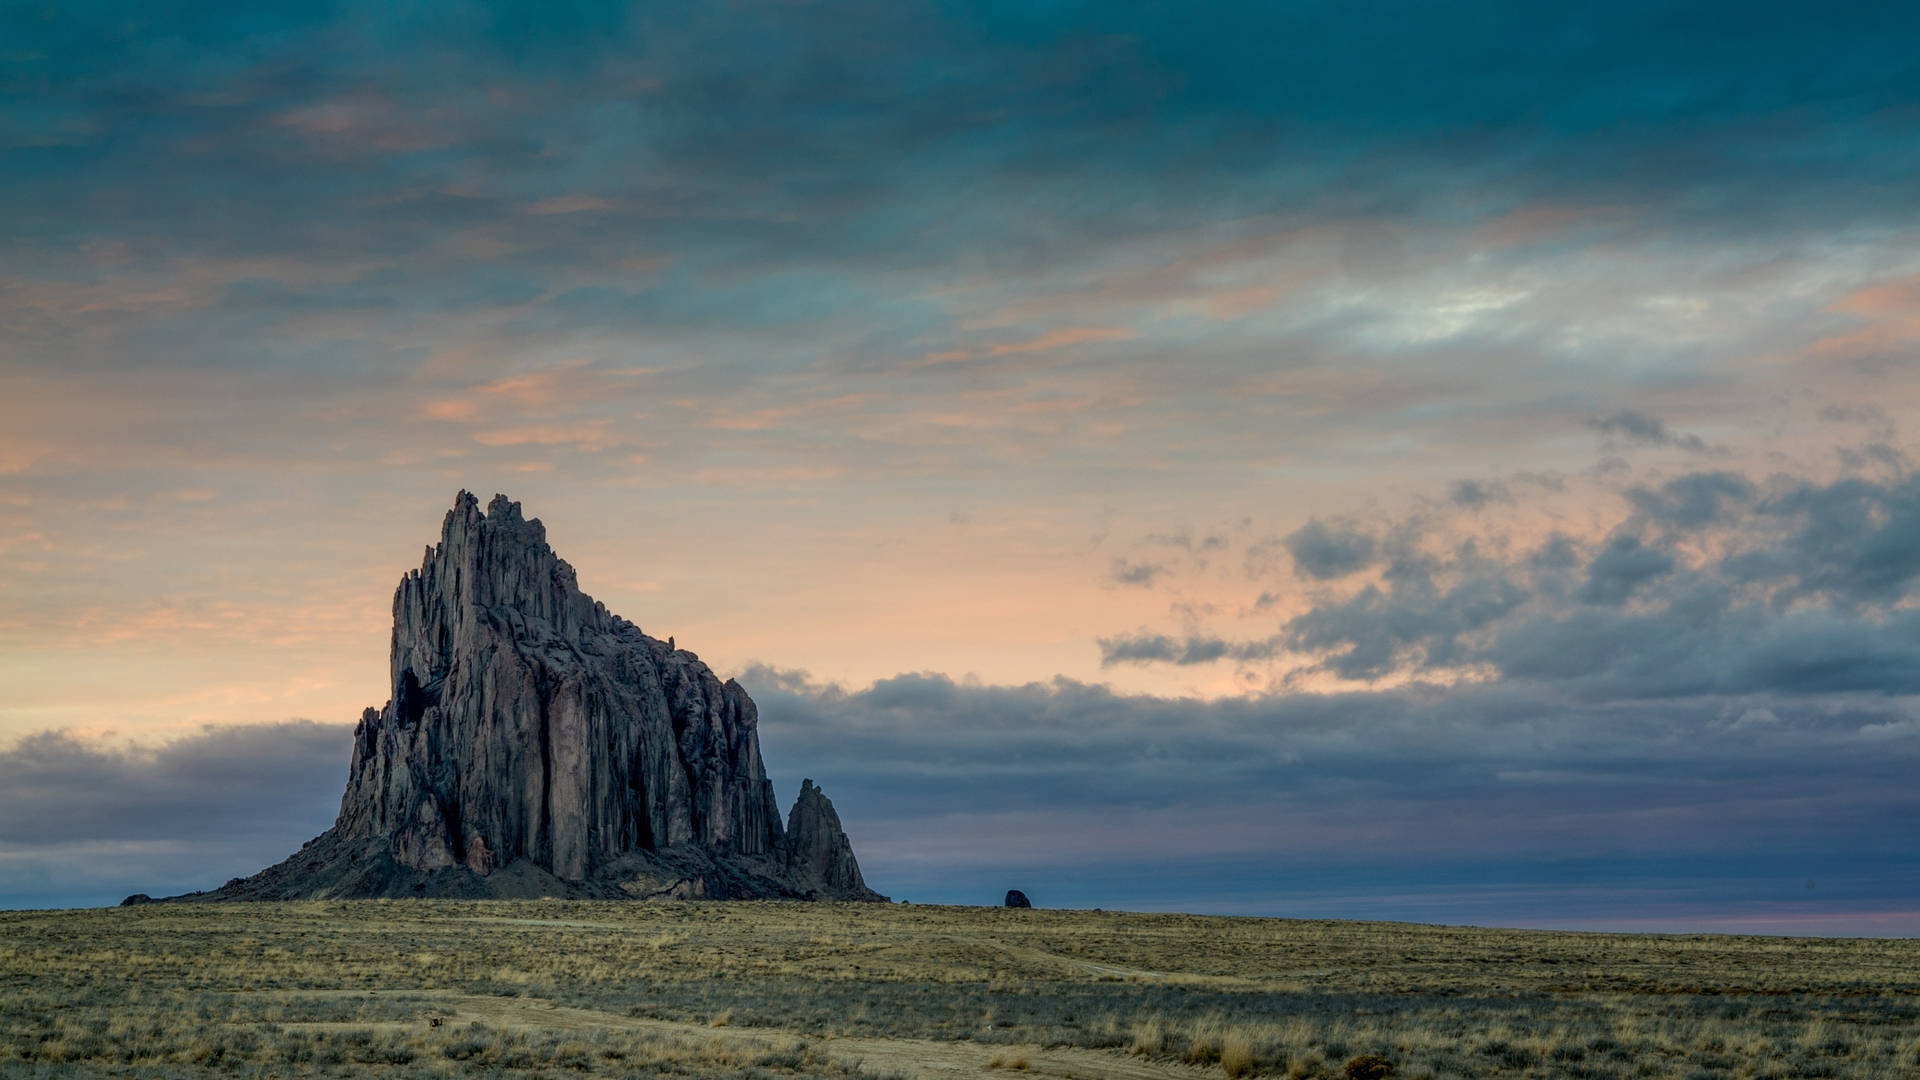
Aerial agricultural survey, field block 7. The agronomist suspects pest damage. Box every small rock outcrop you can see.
[1005,889,1032,908]
[166,492,885,903]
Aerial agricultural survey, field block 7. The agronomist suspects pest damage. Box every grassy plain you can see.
[2,900,1916,1079]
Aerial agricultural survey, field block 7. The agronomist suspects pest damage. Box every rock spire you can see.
[171,492,884,902]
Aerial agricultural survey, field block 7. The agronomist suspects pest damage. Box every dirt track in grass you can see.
[268,987,1208,1078]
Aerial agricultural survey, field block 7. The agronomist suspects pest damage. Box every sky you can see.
[3,1,1920,931]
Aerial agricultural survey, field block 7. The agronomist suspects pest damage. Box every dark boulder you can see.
[1005,889,1032,908]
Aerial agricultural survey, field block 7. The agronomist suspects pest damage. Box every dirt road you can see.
[272,988,1210,1079]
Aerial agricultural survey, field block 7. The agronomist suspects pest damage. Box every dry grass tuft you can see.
[1130,1015,1165,1056]
[1219,1028,1257,1077]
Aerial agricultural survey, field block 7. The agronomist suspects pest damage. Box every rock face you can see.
[1004,889,1031,908]
[785,779,875,898]
[176,492,885,902]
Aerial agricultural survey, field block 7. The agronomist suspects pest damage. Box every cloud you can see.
[1743,473,1920,605]
[7,650,1918,923]
[1449,479,1512,510]
[1282,519,1378,580]
[0,722,350,907]
[1588,410,1710,453]
[1145,531,1228,553]
[983,327,1137,358]
[5,0,1919,539]
[1576,534,1675,605]
[1625,471,1755,528]
[739,664,1920,924]
[1285,568,1530,680]
[1109,559,1167,587]
[1114,459,1920,700]
[1098,632,1280,667]
[8,0,1920,929]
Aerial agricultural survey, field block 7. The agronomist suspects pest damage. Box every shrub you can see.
[1221,1031,1258,1078]
[1130,1017,1165,1056]
[1345,1052,1395,1080]
[1478,1040,1537,1068]
[441,1038,489,1061]
[1185,1017,1225,1065]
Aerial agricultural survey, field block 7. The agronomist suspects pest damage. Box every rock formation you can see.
[785,779,873,898]
[166,492,884,903]
[1004,889,1031,908]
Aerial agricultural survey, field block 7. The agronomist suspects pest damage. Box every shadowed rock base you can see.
[156,492,885,904]
[177,831,868,902]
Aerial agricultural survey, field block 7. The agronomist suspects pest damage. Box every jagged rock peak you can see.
[169,491,884,904]
[389,491,617,701]
[786,779,883,901]
[484,491,524,520]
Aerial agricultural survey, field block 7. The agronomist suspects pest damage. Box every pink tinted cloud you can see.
[1831,273,1920,317]
[983,325,1138,357]
[973,220,1359,327]
[708,393,881,432]
[421,366,658,424]
[1473,203,1623,248]
[422,398,483,422]
[1814,273,1920,358]
[1197,277,1309,319]
[471,420,621,452]
[906,326,1137,370]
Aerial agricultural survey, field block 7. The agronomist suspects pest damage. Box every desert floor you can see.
[2,899,1916,1079]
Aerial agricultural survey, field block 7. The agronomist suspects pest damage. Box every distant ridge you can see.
[161,492,883,902]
